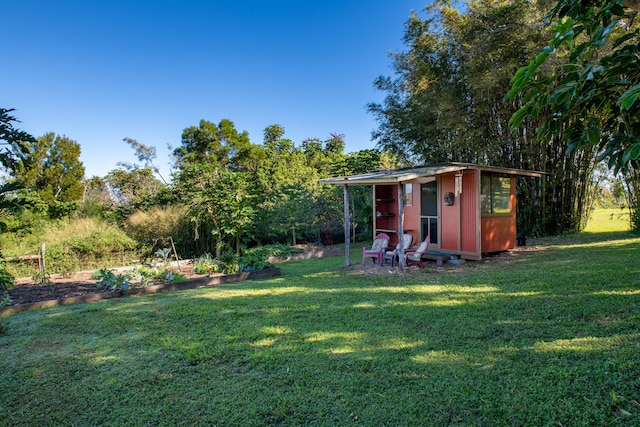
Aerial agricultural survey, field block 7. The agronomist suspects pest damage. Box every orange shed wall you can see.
[460,171,478,254]
[438,172,479,256]
[403,185,421,245]
[440,175,458,251]
[481,177,517,252]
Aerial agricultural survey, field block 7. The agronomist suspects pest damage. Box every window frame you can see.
[481,173,512,215]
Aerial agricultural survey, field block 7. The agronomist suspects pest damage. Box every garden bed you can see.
[1,268,281,316]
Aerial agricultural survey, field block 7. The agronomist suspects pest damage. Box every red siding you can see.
[403,186,420,246]
[481,177,517,252]
[440,175,458,251]
[460,171,478,254]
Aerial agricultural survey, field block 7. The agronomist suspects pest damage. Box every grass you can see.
[584,207,631,233]
[1,223,639,425]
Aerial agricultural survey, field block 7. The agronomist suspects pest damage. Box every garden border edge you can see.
[0,267,281,317]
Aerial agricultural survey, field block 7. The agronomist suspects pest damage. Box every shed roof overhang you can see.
[318,163,542,186]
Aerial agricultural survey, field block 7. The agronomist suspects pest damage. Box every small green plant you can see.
[0,268,12,306]
[128,266,186,285]
[154,248,172,266]
[94,268,131,291]
[128,268,154,287]
[192,249,275,276]
[0,268,15,291]
[193,253,221,275]
[238,254,273,272]
[31,271,52,286]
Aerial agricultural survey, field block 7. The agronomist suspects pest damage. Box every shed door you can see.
[420,181,438,245]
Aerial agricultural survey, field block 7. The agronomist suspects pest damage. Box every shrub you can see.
[244,244,303,260]
[1,218,140,276]
[192,253,221,275]
[192,247,277,275]
[0,267,14,306]
[44,228,137,274]
[238,254,273,272]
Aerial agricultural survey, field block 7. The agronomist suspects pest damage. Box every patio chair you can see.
[405,235,430,269]
[382,233,413,266]
[362,233,390,265]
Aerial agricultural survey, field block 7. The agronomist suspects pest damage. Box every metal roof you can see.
[318,163,542,185]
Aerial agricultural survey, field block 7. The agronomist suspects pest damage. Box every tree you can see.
[506,0,640,229]
[13,132,85,218]
[121,137,170,184]
[368,0,603,235]
[173,119,263,172]
[176,161,255,256]
[103,167,167,219]
[254,126,321,243]
[0,108,34,229]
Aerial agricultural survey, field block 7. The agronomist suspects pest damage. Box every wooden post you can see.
[39,243,46,275]
[343,185,351,266]
[169,236,182,272]
[397,184,405,271]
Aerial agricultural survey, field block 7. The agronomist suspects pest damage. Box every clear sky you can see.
[3,1,426,179]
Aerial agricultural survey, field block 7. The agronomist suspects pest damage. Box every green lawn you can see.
[2,229,640,425]
[584,207,631,233]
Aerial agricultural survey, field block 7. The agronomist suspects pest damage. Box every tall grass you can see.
[1,217,138,276]
[124,205,187,252]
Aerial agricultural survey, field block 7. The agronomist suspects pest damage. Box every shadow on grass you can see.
[2,233,640,425]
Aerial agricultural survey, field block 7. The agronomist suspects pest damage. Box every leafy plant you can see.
[193,253,221,275]
[94,268,131,291]
[154,248,172,266]
[238,254,273,272]
[0,268,12,306]
[128,266,186,285]
[31,271,52,286]
[219,251,240,275]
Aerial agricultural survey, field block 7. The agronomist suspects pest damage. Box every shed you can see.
[319,163,541,264]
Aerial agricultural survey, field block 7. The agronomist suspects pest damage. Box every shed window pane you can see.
[481,174,511,214]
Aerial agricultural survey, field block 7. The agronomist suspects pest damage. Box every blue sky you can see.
[3,1,427,179]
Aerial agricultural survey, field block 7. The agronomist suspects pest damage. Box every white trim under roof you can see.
[318,163,542,186]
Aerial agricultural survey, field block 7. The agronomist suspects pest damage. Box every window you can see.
[404,184,413,206]
[481,174,511,214]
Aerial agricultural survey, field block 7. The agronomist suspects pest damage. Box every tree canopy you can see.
[506,0,640,229]
[507,0,640,172]
[368,0,606,235]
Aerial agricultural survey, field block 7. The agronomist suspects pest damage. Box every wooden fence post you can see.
[169,236,182,272]
[39,243,46,275]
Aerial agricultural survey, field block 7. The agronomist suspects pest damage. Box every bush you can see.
[192,253,220,275]
[192,246,281,275]
[244,244,303,260]
[1,217,141,276]
[0,267,14,306]
[44,228,137,274]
